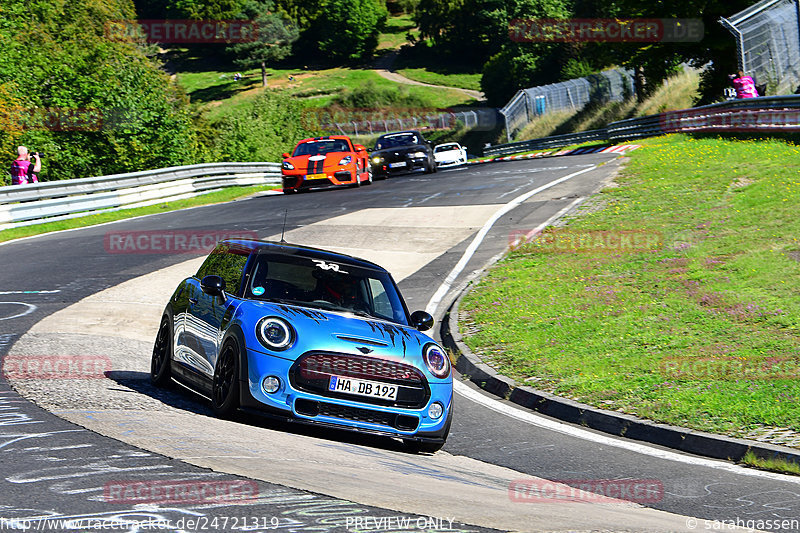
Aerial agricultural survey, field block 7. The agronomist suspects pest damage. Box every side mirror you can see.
[282,153,290,159]
[354,144,366,152]
[200,275,226,297]
[410,310,434,332]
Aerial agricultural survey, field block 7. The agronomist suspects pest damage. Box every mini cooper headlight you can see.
[256,317,294,350]
[371,156,383,164]
[338,155,352,165]
[423,343,450,379]
[411,151,426,158]
[282,161,295,170]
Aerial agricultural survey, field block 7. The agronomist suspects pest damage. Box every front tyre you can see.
[212,339,241,417]
[150,316,172,387]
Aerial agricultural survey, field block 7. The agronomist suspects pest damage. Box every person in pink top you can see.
[10,146,41,185]
[729,70,759,99]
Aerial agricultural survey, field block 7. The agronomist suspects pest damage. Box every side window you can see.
[368,279,393,319]
[196,245,249,295]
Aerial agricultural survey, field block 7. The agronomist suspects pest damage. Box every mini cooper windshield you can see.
[246,252,410,325]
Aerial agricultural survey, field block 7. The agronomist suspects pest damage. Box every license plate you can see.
[328,375,397,400]
[389,162,407,168]
[306,173,327,180]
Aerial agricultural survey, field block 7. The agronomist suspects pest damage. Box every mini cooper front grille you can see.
[299,352,424,384]
[290,351,429,408]
[295,399,420,431]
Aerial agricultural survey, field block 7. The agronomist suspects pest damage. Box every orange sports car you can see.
[281,136,372,194]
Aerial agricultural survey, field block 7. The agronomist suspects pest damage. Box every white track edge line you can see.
[425,165,597,315]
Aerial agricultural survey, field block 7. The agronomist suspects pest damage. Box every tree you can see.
[228,1,298,87]
[165,0,248,19]
[297,0,388,64]
[0,0,201,180]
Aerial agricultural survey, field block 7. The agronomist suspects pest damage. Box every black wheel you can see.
[150,316,172,387]
[283,188,297,195]
[212,339,240,417]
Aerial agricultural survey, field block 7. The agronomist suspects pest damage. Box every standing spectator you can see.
[729,71,760,99]
[10,146,41,185]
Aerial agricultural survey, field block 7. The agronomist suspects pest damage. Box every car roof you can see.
[377,130,422,139]
[295,135,352,144]
[219,239,387,271]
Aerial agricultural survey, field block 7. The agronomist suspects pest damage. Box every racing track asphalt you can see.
[1,156,799,531]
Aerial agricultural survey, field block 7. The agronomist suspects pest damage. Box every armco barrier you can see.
[485,94,800,157]
[0,162,281,230]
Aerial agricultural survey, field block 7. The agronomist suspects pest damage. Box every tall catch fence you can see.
[499,69,634,141]
[720,0,800,95]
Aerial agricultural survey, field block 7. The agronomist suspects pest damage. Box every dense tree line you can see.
[0,0,322,181]
[0,0,200,181]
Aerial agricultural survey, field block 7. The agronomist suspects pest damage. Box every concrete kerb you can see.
[437,174,800,470]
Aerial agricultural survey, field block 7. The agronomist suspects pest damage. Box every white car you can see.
[433,143,468,168]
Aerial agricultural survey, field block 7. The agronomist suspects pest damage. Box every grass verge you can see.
[740,451,800,475]
[459,134,800,439]
[0,185,277,243]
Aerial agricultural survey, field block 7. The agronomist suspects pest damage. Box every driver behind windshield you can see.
[312,271,365,311]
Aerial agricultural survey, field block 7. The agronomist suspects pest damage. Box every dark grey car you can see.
[369,131,437,179]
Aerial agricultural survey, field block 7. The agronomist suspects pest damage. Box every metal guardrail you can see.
[484,95,800,157]
[0,162,281,230]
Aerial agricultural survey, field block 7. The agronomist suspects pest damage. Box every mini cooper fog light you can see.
[428,402,444,420]
[262,376,281,394]
[257,317,294,350]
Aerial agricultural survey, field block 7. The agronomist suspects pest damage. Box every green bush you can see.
[211,91,318,162]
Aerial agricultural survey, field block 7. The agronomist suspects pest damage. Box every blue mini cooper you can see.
[151,240,452,452]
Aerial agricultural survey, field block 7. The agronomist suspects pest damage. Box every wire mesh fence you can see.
[499,69,634,141]
[720,0,800,95]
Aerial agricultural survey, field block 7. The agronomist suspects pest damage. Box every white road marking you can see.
[0,302,37,321]
[454,380,800,484]
[0,290,61,295]
[425,165,597,315]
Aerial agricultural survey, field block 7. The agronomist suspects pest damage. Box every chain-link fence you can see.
[720,0,800,95]
[499,69,634,141]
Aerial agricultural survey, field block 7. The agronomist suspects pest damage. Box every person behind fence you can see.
[729,70,759,99]
[10,146,41,185]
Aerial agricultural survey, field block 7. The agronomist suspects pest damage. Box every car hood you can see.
[241,300,432,363]
[285,152,350,164]
[371,144,428,156]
